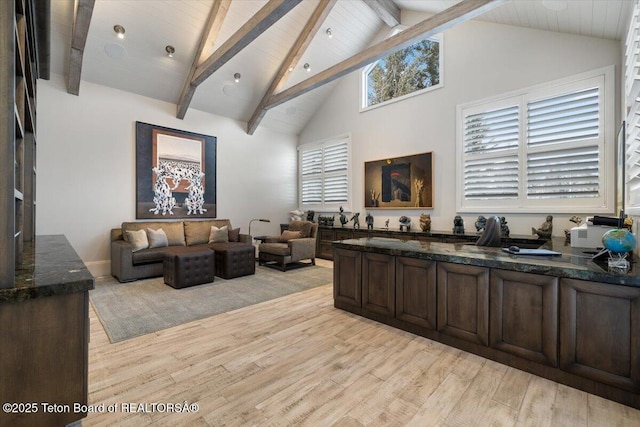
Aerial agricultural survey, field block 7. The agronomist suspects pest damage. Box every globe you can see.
[602,229,637,254]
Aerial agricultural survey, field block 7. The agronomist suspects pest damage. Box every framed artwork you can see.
[364,152,433,209]
[135,121,217,219]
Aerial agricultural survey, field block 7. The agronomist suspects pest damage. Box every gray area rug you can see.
[90,265,333,343]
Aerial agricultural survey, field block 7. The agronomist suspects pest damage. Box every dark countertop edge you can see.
[0,235,95,304]
[0,277,94,303]
[333,239,640,287]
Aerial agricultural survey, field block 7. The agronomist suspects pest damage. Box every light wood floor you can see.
[83,261,640,426]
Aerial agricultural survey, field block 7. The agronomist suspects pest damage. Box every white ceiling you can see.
[49,0,632,136]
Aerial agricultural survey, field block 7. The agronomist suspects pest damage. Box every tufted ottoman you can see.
[163,247,215,289]
[212,243,255,279]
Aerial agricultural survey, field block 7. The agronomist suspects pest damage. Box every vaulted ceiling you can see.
[49,0,631,136]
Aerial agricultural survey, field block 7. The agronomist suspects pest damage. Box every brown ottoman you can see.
[163,247,215,289]
[212,243,255,279]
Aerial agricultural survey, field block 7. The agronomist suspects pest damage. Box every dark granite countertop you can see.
[0,235,95,303]
[320,225,544,243]
[333,237,640,287]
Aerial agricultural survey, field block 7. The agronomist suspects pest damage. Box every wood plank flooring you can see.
[82,261,640,426]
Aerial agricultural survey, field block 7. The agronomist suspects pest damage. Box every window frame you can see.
[624,0,640,215]
[298,134,352,212]
[360,29,444,112]
[456,65,615,214]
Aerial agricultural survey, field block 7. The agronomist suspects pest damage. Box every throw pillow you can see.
[209,225,229,243]
[126,229,149,252]
[228,227,240,242]
[288,221,312,238]
[147,228,168,248]
[278,230,302,242]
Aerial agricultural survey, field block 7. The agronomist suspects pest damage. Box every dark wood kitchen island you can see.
[333,237,640,409]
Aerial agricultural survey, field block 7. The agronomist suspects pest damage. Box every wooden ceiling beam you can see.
[362,0,400,27]
[265,0,503,111]
[246,0,336,135]
[176,0,231,120]
[176,0,302,119]
[67,0,95,95]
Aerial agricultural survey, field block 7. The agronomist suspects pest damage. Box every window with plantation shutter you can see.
[625,0,640,212]
[299,136,351,210]
[457,66,614,213]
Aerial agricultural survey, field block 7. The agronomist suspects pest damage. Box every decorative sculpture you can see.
[384,219,389,230]
[565,215,583,242]
[350,212,361,229]
[414,178,424,207]
[306,210,315,222]
[339,206,348,228]
[453,215,465,234]
[474,215,487,234]
[290,209,305,222]
[399,216,411,232]
[419,213,431,232]
[318,215,334,227]
[532,215,553,239]
[500,216,510,237]
[365,212,374,230]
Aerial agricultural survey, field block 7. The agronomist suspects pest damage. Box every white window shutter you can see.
[299,137,350,209]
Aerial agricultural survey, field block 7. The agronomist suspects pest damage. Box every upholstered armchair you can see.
[258,221,318,271]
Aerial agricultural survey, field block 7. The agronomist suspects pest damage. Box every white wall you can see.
[37,75,297,276]
[301,13,621,237]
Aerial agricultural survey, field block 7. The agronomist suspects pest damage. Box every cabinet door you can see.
[362,252,395,317]
[490,269,558,366]
[560,278,640,392]
[437,262,489,345]
[333,248,362,308]
[396,257,436,330]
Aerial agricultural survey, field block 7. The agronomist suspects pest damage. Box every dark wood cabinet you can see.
[560,278,640,392]
[490,269,558,366]
[333,248,361,309]
[396,256,436,330]
[437,262,489,346]
[317,228,335,259]
[362,252,395,317]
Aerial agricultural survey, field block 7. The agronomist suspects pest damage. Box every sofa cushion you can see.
[131,247,170,265]
[228,227,240,242]
[122,221,185,246]
[184,219,232,246]
[278,230,301,242]
[147,228,169,248]
[259,243,291,257]
[126,229,149,252]
[209,225,229,243]
[288,221,312,238]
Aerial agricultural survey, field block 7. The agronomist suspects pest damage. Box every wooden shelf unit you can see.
[1,0,38,288]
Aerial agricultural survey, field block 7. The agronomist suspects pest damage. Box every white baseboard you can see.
[85,260,110,278]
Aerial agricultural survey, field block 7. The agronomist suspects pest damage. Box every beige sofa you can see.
[110,219,251,282]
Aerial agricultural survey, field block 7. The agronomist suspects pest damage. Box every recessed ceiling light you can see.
[542,0,567,11]
[326,28,332,38]
[304,63,311,72]
[165,45,175,58]
[113,24,125,39]
[234,72,241,83]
